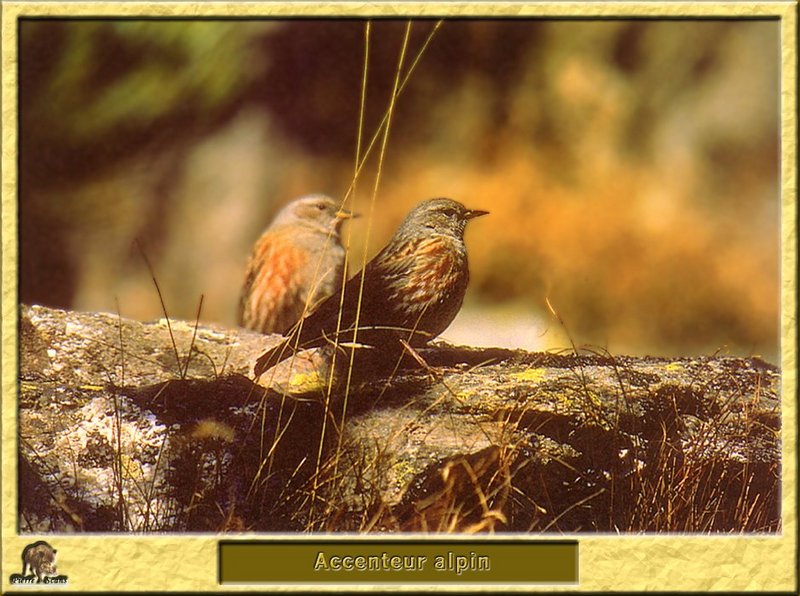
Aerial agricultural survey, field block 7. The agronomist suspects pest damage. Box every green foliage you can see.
[23,21,266,141]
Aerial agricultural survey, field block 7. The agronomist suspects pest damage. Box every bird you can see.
[238,194,355,335]
[254,197,488,377]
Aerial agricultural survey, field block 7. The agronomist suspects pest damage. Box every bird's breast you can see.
[387,235,468,308]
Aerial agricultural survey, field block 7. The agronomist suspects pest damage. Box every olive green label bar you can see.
[219,540,578,584]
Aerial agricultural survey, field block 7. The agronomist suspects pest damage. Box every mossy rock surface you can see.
[18,304,780,533]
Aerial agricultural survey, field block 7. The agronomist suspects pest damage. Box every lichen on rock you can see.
[17,304,781,533]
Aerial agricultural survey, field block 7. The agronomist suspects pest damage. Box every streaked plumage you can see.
[238,194,354,334]
[254,198,487,376]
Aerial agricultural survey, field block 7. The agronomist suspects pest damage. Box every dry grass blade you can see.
[308,19,431,525]
[112,299,130,529]
[180,294,204,378]
[135,239,183,378]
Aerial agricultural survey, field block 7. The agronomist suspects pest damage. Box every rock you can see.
[18,304,780,533]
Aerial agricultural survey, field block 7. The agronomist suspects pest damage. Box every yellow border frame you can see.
[1,2,796,592]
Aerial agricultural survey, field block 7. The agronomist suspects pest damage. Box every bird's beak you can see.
[465,208,489,219]
[336,208,359,220]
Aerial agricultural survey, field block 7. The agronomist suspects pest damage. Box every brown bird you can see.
[238,194,355,334]
[254,198,488,376]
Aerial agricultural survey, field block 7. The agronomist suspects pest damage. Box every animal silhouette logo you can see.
[9,541,67,585]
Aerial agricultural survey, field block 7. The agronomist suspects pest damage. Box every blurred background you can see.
[19,19,780,362]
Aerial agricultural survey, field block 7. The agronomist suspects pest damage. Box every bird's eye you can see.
[442,208,457,217]
[316,203,326,211]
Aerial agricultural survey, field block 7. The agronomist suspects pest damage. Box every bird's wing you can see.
[254,235,449,375]
[291,234,444,349]
[285,242,394,345]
